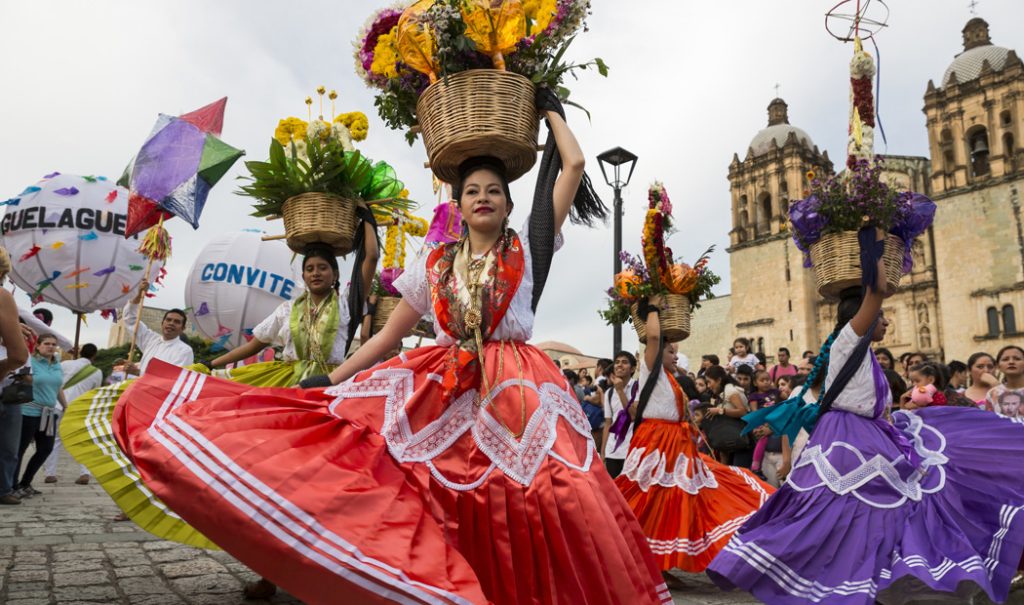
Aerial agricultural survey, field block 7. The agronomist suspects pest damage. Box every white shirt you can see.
[59,357,103,410]
[729,353,759,372]
[251,297,351,365]
[637,362,681,422]
[394,218,564,346]
[825,323,889,417]
[603,378,638,460]
[121,302,194,375]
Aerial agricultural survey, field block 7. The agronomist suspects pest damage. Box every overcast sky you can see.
[1,0,1020,359]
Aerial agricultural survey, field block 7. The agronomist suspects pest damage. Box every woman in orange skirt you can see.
[114,98,671,605]
[616,295,773,574]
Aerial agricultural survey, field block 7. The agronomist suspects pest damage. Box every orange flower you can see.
[665,263,700,295]
[614,270,642,300]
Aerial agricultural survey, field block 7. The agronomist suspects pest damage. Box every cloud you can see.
[1,0,1018,357]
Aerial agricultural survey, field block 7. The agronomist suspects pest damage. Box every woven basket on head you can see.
[809,231,904,300]
[372,296,402,335]
[416,69,539,184]
[281,193,357,255]
[630,293,691,343]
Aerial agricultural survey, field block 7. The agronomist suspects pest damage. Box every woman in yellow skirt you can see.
[60,233,379,551]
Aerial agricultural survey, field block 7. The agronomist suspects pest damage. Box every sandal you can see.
[243,578,277,600]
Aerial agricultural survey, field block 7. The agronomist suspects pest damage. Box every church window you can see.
[1003,305,1017,335]
[987,307,1001,336]
[1005,133,1015,171]
[1002,110,1013,127]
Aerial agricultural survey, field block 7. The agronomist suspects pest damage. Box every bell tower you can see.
[728,99,833,246]
[925,17,1024,361]
[723,98,833,357]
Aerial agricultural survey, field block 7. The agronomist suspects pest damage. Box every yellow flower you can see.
[806,170,816,181]
[334,111,369,142]
[273,116,309,145]
[524,0,556,35]
[316,85,326,95]
[371,26,401,79]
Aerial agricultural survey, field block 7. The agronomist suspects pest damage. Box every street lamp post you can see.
[597,146,638,357]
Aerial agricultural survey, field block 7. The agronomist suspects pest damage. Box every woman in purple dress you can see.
[707,228,1024,604]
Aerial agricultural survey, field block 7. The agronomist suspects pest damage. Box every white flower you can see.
[847,125,875,157]
[331,123,355,152]
[308,119,330,142]
[850,51,876,79]
[293,138,309,162]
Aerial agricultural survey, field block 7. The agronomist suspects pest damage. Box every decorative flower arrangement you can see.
[239,87,411,219]
[788,159,935,272]
[788,35,936,275]
[847,37,875,169]
[376,205,430,296]
[354,0,607,142]
[599,182,720,326]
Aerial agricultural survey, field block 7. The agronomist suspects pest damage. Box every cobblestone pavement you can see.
[0,453,744,604]
[10,452,1024,603]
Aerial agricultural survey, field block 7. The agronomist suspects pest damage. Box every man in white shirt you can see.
[123,280,194,376]
[45,343,103,484]
[601,351,639,478]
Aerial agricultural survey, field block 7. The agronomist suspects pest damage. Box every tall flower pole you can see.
[126,217,172,367]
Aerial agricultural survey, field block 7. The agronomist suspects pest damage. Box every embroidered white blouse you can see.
[251,297,351,365]
[824,322,890,417]
[394,219,563,347]
[637,363,682,422]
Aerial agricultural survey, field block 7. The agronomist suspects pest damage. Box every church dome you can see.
[941,17,1014,87]
[943,44,1011,86]
[747,98,815,157]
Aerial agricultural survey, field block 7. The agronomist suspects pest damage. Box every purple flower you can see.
[891,193,936,272]
[380,267,403,296]
[789,195,828,249]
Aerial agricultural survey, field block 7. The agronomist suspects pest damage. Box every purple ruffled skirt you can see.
[707,406,1024,604]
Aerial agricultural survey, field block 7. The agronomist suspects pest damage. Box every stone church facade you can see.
[680,18,1024,365]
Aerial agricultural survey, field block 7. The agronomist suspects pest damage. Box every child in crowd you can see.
[748,370,781,478]
[689,400,713,455]
[947,360,968,393]
[695,376,713,403]
[902,362,948,410]
[729,338,759,373]
[735,364,755,393]
[777,375,794,401]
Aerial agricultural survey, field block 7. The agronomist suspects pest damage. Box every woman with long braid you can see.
[708,228,1024,605]
[615,294,772,577]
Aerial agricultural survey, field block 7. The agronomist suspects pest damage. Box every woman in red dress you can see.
[115,100,671,605]
[616,296,773,575]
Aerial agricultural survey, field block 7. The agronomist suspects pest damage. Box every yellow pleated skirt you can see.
[60,361,303,549]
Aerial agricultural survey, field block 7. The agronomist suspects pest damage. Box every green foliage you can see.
[238,139,412,217]
[92,343,130,379]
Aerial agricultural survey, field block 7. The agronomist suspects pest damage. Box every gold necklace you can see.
[463,252,528,439]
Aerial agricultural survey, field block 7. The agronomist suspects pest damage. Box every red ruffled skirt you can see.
[615,419,773,572]
[115,344,671,605]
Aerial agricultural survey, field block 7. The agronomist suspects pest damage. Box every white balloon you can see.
[184,231,303,350]
[0,173,165,313]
